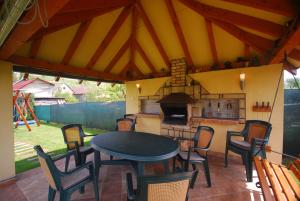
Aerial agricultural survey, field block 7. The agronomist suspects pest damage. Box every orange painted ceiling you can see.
[1,0,300,82]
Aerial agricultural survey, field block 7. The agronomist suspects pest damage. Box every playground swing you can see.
[13,90,40,131]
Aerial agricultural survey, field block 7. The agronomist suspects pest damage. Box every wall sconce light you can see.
[240,73,245,90]
[136,83,141,94]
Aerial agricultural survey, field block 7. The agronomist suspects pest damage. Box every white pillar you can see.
[0,60,15,182]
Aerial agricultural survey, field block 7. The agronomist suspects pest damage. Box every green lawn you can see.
[14,122,106,174]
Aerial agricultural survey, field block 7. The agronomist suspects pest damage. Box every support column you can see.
[0,60,15,182]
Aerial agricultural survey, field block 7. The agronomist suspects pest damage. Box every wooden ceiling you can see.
[1,0,300,82]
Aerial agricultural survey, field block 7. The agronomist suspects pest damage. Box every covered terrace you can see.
[0,0,300,201]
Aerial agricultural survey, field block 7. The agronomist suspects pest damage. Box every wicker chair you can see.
[225,120,272,182]
[61,124,96,171]
[34,145,99,201]
[126,171,198,201]
[116,118,135,131]
[173,126,214,187]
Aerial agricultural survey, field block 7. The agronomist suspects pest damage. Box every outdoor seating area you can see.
[0,0,300,201]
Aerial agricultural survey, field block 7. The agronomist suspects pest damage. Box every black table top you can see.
[91,131,179,162]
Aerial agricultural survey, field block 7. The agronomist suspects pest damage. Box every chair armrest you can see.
[126,173,136,201]
[52,150,77,162]
[61,161,94,176]
[227,131,243,137]
[84,134,97,137]
[189,147,209,157]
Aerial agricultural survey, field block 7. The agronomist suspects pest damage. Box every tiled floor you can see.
[0,152,263,201]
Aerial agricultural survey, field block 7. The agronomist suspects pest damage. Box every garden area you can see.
[14,122,106,174]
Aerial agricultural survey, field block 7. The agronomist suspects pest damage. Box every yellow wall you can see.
[126,64,284,163]
[0,61,15,181]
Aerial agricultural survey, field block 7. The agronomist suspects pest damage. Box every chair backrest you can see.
[137,171,196,201]
[116,118,135,131]
[61,124,84,150]
[34,145,61,190]
[194,126,214,149]
[124,114,137,124]
[242,120,272,143]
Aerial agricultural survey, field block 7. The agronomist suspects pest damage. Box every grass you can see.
[14,122,106,174]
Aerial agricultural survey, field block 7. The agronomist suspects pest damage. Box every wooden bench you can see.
[254,157,300,201]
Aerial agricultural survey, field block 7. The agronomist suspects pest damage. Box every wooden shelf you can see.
[191,117,240,125]
[252,106,272,112]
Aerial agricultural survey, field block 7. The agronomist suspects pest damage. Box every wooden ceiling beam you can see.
[165,0,194,69]
[269,19,300,64]
[179,0,284,37]
[61,0,133,13]
[136,2,170,67]
[62,20,92,65]
[211,19,274,53]
[120,62,131,76]
[86,6,131,69]
[9,56,127,81]
[104,38,130,73]
[31,7,120,40]
[30,37,43,58]
[205,19,218,64]
[130,5,138,65]
[132,63,143,76]
[289,49,300,61]
[0,0,71,59]
[220,0,297,17]
[136,42,158,73]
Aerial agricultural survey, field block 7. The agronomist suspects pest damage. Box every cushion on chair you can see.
[147,179,189,201]
[247,124,267,143]
[79,146,93,153]
[64,127,82,149]
[179,151,205,162]
[197,129,213,149]
[117,119,134,131]
[231,140,251,150]
[61,167,90,189]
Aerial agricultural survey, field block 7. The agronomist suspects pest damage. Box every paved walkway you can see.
[0,152,263,201]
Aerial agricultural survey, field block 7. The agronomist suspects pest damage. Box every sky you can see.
[284,69,299,81]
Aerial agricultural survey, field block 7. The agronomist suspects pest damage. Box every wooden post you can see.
[22,93,40,127]
[13,91,31,131]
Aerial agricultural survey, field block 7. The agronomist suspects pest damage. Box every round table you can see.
[91,131,179,176]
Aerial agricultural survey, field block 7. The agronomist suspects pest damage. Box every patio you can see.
[0,152,263,201]
[0,0,300,200]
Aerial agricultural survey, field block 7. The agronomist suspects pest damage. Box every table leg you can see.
[137,162,145,177]
[94,150,101,201]
[163,160,170,174]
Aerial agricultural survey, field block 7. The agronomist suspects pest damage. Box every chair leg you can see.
[203,159,211,187]
[244,154,253,182]
[172,157,176,172]
[192,164,196,171]
[93,176,100,201]
[59,191,66,201]
[110,155,114,160]
[79,185,85,194]
[48,186,56,201]
[184,160,189,172]
[224,147,228,167]
[242,154,246,165]
[65,154,70,172]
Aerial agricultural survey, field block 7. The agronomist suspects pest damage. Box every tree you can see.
[285,78,300,89]
[54,90,78,103]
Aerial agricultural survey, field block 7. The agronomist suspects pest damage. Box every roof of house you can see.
[13,78,55,91]
[3,1,300,83]
[72,86,87,95]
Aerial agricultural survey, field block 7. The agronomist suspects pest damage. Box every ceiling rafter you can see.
[205,19,218,65]
[136,2,170,68]
[31,6,121,40]
[211,19,274,53]
[289,49,300,61]
[62,20,92,65]
[179,0,284,37]
[60,0,133,13]
[30,37,43,58]
[0,0,71,59]
[220,0,297,17]
[165,0,194,70]
[136,42,158,73]
[10,55,127,81]
[104,38,131,73]
[120,62,131,76]
[132,62,143,76]
[269,18,300,64]
[130,4,138,64]
[86,6,131,70]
